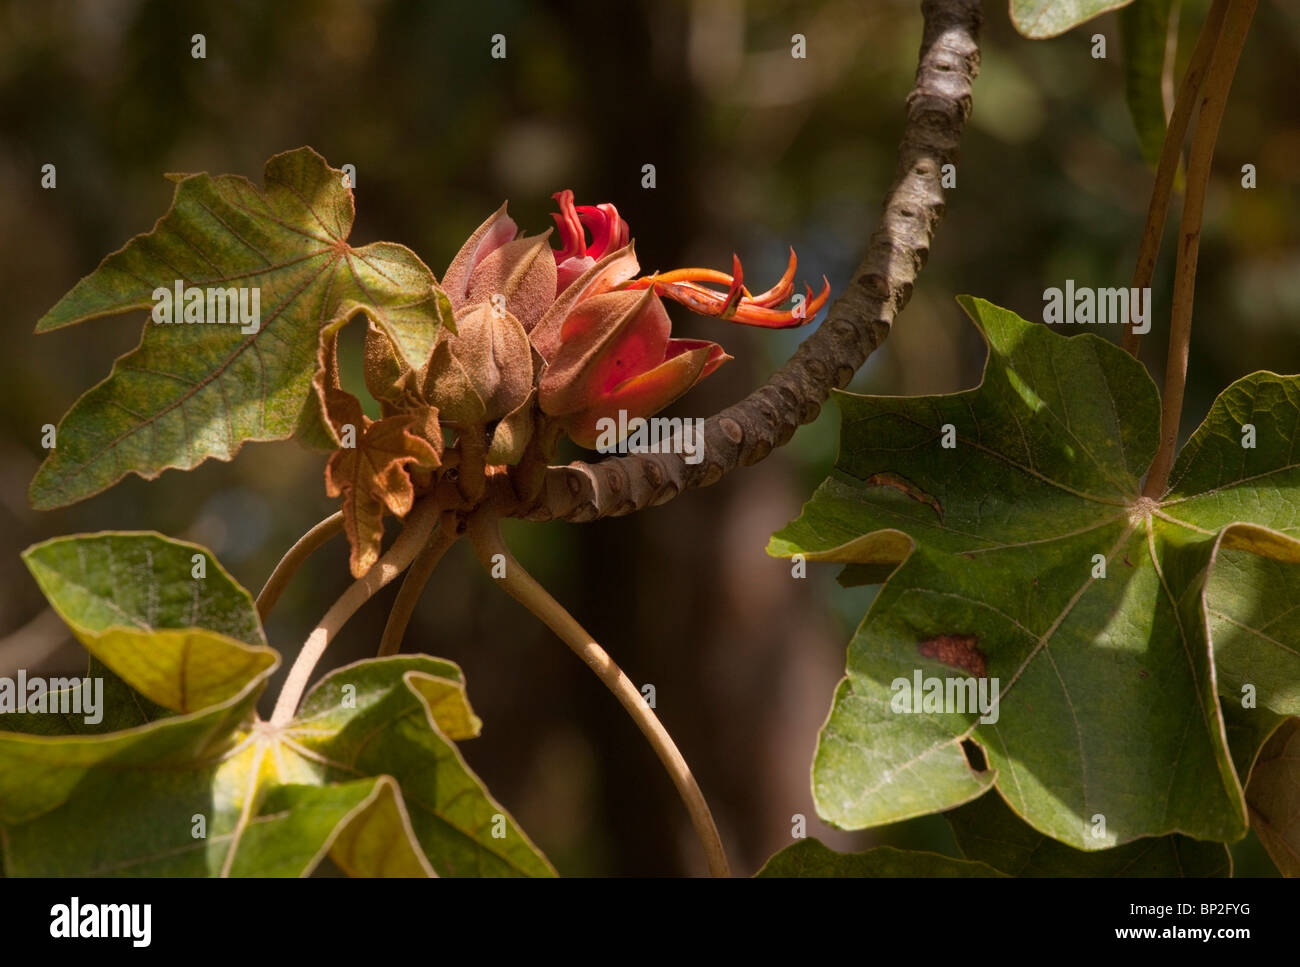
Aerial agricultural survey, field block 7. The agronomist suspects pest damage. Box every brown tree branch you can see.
[1143,0,1257,497]
[1122,0,1228,358]
[523,0,981,523]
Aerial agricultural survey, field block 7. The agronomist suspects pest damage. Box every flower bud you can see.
[423,303,535,428]
[441,204,557,333]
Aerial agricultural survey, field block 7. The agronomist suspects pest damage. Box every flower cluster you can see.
[323,191,829,575]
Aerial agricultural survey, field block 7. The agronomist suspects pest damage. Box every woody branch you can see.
[524,0,981,523]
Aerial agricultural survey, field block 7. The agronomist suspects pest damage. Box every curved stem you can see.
[377,513,458,657]
[467,512,731,877]
[269,497,440,725]
[1143,0,1256,497]
[1123,0,1228,358]
[256,512,344,620]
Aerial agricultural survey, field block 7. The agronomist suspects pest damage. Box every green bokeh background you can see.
[0,0,1295,875]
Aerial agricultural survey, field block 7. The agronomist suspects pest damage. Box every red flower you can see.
[436,190,830,451]
[538,287,730,448]
[551,189,631,292]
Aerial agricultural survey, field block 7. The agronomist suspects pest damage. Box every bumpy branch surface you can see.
[526,0,981,523]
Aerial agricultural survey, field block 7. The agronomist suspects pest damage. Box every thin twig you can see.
[1144,0,1256,497]
[256,511,344,620]
[269,497,440,725]
[1122,0,1228,357]
[377,513,458,657]
[466,512,732,877]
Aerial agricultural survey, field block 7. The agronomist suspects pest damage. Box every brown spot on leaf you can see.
[1138,669,1148,679]
[865,472,942,519]
[918,633,986,677]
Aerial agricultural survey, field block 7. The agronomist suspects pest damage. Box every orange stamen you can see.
[748,248,797,307]
[623,252,829,328]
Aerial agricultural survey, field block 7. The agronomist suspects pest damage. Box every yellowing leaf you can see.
[22,532,275,713]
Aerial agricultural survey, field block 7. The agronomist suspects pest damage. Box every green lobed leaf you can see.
[30,146,449,509]
[0,655,549,876]
[772,297,1300,851]
[234,779,433,877]
[1164,371,1300,537]
[0,660,432,876]
[292,656,554,877]
[1120,0,1176,167]
[0,662,270,833]
[22,532,275,713]
[1011,0,1136,38]
[948,789,1231,875]
[756,839,1004,877]
[8,536,546,876]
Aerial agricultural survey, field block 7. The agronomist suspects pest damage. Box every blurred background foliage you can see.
[0,0,1295,875]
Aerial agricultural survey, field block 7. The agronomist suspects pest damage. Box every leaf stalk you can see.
[377,511,459,657]
[256,511,344,620]
[1123,0,1228,358]
[466,511,732,877]
[1143,0,1257,498]
[269,496,440,725]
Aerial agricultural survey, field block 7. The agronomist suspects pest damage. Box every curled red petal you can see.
[551,189,587,263]
[577,202,630,259]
